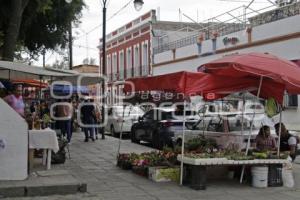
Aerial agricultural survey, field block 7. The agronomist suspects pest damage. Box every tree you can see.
[0,0,29,61]
[0,0,85,61]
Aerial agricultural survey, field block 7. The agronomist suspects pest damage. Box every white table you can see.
[29,128,59,170]
[177,155,289,190]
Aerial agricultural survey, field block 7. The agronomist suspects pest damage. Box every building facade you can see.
[152,2,300,108]
[99,10,155,105]
[99,10,209,105]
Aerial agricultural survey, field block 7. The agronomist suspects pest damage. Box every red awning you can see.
[124,71,285,103]
[202,52,300,94]
[12,79,48,88]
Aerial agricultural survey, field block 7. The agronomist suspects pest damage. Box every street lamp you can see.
[100,0,144,139]
[134,0,144,11]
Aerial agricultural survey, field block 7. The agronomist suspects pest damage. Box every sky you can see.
[35,0,276,67]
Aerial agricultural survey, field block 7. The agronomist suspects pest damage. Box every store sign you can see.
[223,36,239,46]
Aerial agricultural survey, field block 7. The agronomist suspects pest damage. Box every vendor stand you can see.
[121,52,300,189]
[0,61,102,180]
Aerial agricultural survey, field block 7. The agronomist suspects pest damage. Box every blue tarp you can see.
[52,85,89,94]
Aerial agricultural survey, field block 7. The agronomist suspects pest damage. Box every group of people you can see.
[0,82,102,144]
[255,123,300,161]
[54,97,102,143]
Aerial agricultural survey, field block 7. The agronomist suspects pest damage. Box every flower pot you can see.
[132,166,148,177]
[148,166,180,182]
[117,160,132,170]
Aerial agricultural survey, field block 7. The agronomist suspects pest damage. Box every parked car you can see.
[130,107,200,149]
[172,113,277,150]
[198,102,236,116]
[105,105,144,137]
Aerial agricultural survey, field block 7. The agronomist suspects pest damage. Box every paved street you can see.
[5,131,300,200]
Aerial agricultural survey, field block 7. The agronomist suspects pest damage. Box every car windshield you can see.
[246,104,263,110]
[193,115,261,132]
[115,106,144,116]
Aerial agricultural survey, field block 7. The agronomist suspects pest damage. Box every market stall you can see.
[0,61,102,180]
[121,53,300,189]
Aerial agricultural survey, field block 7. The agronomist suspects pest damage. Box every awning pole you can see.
[240,76,263,183]
[239,93,246,184]
[277,105,283,157]
[180,99,187,185]
[117,104,126,161]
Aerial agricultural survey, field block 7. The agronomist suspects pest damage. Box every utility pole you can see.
[69,22,73,70]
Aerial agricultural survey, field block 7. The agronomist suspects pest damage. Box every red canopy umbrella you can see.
[123,70,285,185]
[202,52,300,177]
[124,71,285,103]
[202,52,300,94]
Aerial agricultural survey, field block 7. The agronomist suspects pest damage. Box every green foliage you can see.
[0,0,85,58]
[185,136,218,152]
[156,167,180,182]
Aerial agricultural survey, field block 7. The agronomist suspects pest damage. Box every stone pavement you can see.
[2,132,300,200]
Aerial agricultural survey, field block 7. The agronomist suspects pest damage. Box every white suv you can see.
[105,105,144,137]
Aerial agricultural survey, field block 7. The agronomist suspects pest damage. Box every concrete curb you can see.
[0,183,87,198]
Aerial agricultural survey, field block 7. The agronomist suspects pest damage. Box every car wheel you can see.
[131,129,140,144]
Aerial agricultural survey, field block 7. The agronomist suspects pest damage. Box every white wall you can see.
[154,14,300,66]
[0,99,28,180]
[252,15,300,42]
[153,37,300,75]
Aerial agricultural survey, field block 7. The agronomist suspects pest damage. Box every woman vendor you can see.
[255,125,277,151]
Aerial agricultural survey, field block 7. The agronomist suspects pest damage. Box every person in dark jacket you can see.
[275,123,299,161]
[80,98,96,142]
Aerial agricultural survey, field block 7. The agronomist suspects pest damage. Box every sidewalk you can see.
[1,132,300,200]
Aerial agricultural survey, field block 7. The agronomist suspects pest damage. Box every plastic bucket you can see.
[251,166,268,188]
[282,168,294,188]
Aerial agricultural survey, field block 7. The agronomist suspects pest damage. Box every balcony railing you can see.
[107,65,150,83]
[249,1,300,27]
[153,2,300,55]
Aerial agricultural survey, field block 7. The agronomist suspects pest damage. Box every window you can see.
[288,94,298,107]
[142,42,148,76]
[107,55,111,81]
[126,48,132,78]
[206,116,224,132]
[143,110,154,121]
[119,51,124,80]
[112,53,117,81]
[134,45,140,77]
[212,39,217,51]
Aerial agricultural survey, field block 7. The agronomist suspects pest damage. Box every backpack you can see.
[51,138,67,164]
[51,149,66,164]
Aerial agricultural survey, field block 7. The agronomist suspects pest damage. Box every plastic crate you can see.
[268,164,283,187]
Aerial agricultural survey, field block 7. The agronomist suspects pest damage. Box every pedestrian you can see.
[3,84,25,117]
[275,123,300,161]
[255,125,277,151]
[80,97,96,142]
[55,99,73,143]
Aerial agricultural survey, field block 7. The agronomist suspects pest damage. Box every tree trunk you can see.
[2,0,29,61]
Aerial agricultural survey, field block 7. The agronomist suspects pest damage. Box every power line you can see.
[73,45,99,51]
[76,0,133,39]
